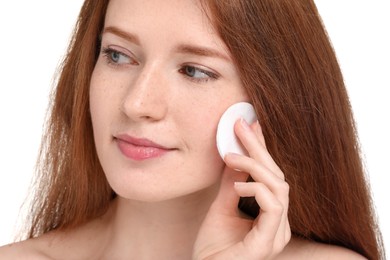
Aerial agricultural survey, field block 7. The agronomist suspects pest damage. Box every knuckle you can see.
[276,180,290,195]
[280,181,290,193]
[269,201,284,215]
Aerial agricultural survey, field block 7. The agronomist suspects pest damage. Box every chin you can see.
[101,150,225,203]
[108,174,221,203]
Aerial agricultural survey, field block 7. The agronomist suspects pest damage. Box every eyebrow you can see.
[175,44,231,62]
[103,26,141,45]
[102,26,230,61]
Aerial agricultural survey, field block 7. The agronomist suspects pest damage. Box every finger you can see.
[250,121,292,245]
[235,118,284,180]
[209,166,249,214]
[225,153,290,207]
[250,120,266,148]
[273,199,291,253]
[234,182,287,254]
[229,152,291,253]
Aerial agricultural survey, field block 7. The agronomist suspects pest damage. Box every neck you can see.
[100,183,219,259]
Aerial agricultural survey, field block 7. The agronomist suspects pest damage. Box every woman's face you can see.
[90,0,249,201]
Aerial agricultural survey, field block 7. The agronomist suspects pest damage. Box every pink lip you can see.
[115,135,175,161]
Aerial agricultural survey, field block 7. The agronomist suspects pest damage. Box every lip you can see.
[114,134,175,161]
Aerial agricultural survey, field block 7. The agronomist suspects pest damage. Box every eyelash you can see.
[101,47,219,83]
[101,47,137,67]
[178,65,219,83]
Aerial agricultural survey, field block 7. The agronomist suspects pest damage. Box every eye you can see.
[101,47,137,66]
[179,65,219,83]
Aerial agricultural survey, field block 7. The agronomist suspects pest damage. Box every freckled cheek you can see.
[90,71,124,111]
[89,74,116,135]
[186,109,221,152]
[89,70,105,105]
[89,84,104,123]
[193,113,225,175]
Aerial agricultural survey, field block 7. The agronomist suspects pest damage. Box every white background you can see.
[0,0,389,255]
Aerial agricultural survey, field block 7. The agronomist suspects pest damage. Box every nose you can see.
[121,64,169,122]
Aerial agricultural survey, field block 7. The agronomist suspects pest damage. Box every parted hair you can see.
[25,0,384,259]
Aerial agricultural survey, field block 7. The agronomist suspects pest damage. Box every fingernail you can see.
[225,152,244,161]
[234,182,246,188]
[240,118,250,131]
[224,153,243,172]
[225,152,241,158]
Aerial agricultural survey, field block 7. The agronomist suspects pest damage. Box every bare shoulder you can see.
[0,237,52,260]
[304,241,367,259]
[0,227,99,260]
[279,236,367,260]
[0,215,112,259]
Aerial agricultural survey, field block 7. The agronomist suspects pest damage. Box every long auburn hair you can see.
[25,0,384,259]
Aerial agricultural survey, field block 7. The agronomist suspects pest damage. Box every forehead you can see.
[105,0,206,22]
[103,0,224,49]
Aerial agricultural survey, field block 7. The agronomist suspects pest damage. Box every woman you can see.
[0,0,384,259]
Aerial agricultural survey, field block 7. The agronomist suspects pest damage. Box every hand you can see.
[193,119,291,260]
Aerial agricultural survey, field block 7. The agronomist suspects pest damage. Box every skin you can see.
[0,0,367,259]
[90,0,249,203]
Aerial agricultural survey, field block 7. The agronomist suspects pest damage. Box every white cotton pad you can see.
[216,102,257,160]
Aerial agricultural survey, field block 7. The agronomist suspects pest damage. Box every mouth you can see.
[114,134,176,161]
